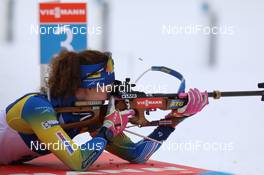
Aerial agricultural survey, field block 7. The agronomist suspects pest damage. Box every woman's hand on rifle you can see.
[103,109,135,137]
[167,88,209,119]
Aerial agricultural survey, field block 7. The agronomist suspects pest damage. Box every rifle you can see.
[56,66,264,136]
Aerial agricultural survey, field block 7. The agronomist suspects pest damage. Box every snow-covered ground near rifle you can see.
[0,0,264,174]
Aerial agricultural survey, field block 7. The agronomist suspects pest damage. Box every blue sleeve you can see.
[105,126,175,163]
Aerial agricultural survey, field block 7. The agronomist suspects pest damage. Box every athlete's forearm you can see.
[19,95,107,171]
[105,125,176,164]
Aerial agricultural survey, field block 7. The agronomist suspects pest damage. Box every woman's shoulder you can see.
[6,93,48,112]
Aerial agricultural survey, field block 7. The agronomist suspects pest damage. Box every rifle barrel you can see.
[145,90,264,100]
[208,90,264,99]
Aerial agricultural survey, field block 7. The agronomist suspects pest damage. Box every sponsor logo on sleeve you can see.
[41,120,59,129]
[56,132,74,155]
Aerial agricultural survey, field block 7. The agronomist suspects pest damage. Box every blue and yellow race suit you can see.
[4,93,175,170]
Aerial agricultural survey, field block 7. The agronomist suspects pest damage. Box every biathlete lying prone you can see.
[0,50,208,171]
